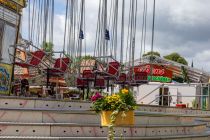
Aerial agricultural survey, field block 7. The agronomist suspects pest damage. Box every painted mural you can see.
[0,63,12,94]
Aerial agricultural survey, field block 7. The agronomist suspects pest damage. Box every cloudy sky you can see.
[21,0,210,72]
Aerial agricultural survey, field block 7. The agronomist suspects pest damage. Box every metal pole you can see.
[111,84,114,95]
[107,79,109,92]
[208,84,210,110]
[87,80,89,100]
[201,84,203,110]
[176,88,178,104]
[11,11,22,95]
[168,92,170,106]
[150,0,156,82]
[46,68,50,88]
[162,85,164,106]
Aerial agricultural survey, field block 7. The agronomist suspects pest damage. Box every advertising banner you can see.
[134,64,173,83]
[0,63,12,94]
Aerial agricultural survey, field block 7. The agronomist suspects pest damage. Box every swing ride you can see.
[8,0,209,99]
[8,0,153,98]
[2,1,210,140]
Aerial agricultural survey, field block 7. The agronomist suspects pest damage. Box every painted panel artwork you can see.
[0,63,12,94]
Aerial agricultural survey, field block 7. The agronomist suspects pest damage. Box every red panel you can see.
[76,78,88,88]
[45,58,71,77]
[127,71,148,83]
[134,72,147,81]
[107,61,120,76]
[117,73,127,82]
[30,50,45,66]
[15,62,31,68]
[134,64,173,79]
[176,104,186,108]
[15,50,45,68]
[94,78,105,89]
[47,69,63,74]
[83,70,94,79]
[54,58,70,72]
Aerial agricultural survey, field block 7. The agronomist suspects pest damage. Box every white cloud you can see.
[156,0,210,26]
[193,50,210,71]
[53,14,65,51]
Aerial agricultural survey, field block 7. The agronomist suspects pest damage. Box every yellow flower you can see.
[106,94,120,104]
[121,89,129,94]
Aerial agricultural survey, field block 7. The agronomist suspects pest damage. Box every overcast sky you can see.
[21,0,210,72]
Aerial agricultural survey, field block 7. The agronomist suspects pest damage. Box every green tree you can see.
[143,51,161,62]
[143,51,160,57]
[181,66,190,83]
[41,42,54,53]
[164,53,189,83]
[164,53,188,65]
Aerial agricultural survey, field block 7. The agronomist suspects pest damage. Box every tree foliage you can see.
[41,42,54,53]
[164,53,188,65]
[164,53,190,83]
[143,51,160,57]
[181,66,190,83]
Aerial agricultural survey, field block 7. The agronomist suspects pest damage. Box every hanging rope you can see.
[77,0,85,59]
[125,1,132,64]
[64,0,79,59]
[28,0,31,41]
[120,0,125,64]
[125,0,138,80]
[94,0,120,60]
[150,0,156,82]
[43,0,49,43]
[143,0,148,55]
[63,0,69,54]
[94,0,102,57]
[30,0,35,44]
[83,1,87,57]
[27,0,54,50]
[140,0,147,61]
[151,0,156,60]
[131,0,138,70]
[110,0,119,59]
[103,0,108,58]
[94,0,108,58]
[36,0,42,47]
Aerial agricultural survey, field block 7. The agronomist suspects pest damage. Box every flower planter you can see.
[101,110,134,126]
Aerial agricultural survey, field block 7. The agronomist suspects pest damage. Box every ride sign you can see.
[134,64,173,83]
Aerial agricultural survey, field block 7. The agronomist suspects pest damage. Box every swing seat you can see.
[99,61,120,80]
[94,78,105,89]
[15,50,45,68]
[76,78,88,88]
[115,73,128,84]
[82,70,95,80]
[128,72,148,86]
[47,57,70,75]
[107,61,120,76]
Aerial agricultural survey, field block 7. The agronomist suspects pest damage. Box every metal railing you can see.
[149,94,209,105]
[137,84,164,103]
